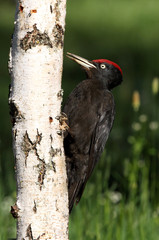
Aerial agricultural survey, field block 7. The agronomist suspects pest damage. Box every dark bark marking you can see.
[19,4,24,13]
[36,233,46,240]
[13,128,17,140]
[33,200,37,213]
[54,0,62,22]
[50,134,53,143]
[52,1,65,48]
[57,89,64,99]
[22,129,42,167]
[30,9,37,14]
[9,100,24,126]
[56,112,69,135]
[10,203,20,219]
[26,224,33,240]
[22,129,42,166]
[49,116,53,123]
[50,5,53,13]
[49,147,62,172]
[20,24,52,51]
[49,146,62,158]
[55,199,59,211]
[38,159,46,190]
[52,161,56,173]
[36,129,42,144]
[52,23,64,48]
[50,147,61,173]
[23,131,33,166]
[22,129,46,190]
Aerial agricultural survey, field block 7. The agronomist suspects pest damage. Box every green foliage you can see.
[0,0,159,239]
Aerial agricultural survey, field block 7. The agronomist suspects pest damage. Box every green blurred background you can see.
[0,0,159,239]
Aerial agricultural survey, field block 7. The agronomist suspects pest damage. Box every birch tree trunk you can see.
[9,0,68,239]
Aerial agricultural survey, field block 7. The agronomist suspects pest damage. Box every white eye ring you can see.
[100,63,106,69]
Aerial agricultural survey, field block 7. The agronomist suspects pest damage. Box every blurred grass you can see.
[0,0,159,239]
[69,151,159,240]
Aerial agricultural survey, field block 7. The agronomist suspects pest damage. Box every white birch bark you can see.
[9,0,68,239]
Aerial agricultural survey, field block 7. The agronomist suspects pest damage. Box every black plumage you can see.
[63,53,123,212]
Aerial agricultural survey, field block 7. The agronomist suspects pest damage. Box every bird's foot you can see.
[56,112,69,135]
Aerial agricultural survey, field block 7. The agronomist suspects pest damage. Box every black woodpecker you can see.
[63,52,123,213]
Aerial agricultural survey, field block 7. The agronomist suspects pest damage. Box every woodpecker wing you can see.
[63,80,115,212]
[75,91,115,204]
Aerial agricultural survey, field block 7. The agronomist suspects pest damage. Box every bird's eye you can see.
[100,63,106,69]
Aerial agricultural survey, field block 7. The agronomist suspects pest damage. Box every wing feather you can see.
[63,80,115,212]
[75,106,115,204]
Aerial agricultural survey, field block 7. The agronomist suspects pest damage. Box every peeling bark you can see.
[9,0,68,239]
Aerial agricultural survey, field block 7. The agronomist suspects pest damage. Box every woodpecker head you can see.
[67,52,123,90]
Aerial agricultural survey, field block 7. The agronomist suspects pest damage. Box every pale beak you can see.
[66,52,97,69]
